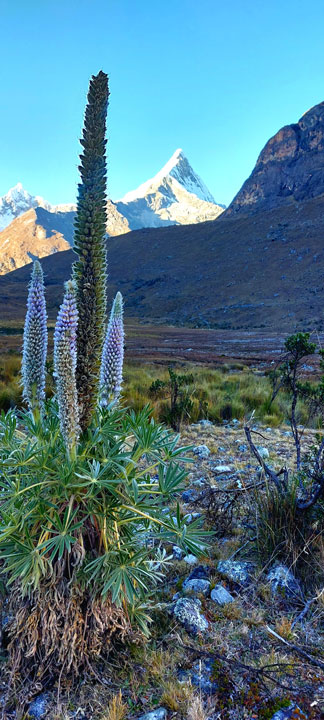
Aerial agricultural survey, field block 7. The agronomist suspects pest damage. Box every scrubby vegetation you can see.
[1,354,322,429]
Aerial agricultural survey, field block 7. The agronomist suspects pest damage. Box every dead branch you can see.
[244,424,286,494]
[244,422,324,510]
[267,626,324,671]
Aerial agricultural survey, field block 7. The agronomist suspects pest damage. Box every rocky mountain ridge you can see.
[226,102,324,215]
[0,208,74,274]
[2,190,324,331]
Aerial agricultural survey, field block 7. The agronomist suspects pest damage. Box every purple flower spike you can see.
[100,292,124,406]
[22,260,48,417]
[54,280,80,455]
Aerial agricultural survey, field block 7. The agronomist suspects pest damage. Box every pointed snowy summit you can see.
[121,149,217,204]
[117,149,225,231]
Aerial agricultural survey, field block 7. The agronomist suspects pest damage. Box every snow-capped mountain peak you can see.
[120,149,217,205]
[0,184,75,232]
[117,149,224,230]
[0,183,50,231]
[6,182,24,199]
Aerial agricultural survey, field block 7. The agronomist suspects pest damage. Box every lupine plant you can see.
[73,70,109,431]
[21,259,47,419]
[0,403,208,681]
[53,280,80,456]
[0,72,209,692]
[100,291,124,406]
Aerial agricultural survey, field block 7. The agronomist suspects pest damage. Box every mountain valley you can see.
[2,103,324,331]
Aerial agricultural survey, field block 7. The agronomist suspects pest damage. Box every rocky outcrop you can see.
[226,101,324,215]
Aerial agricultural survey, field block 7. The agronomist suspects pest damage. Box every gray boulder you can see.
[28,694,50,719]
[173,597,208,634]
[256,446,270,459]
[172,545,183,560]
[193,477,206,487]
[184,554,198,565]
[185,512,202,524]
[211,584,234,605]
[183,578,211,596]
[193,444,210,459]
[137,709,167,720]
[266,564,302,600]
[217,559,255,587]
[182,488,199,503]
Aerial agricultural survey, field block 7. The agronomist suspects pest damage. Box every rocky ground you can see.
[1,420,324,720]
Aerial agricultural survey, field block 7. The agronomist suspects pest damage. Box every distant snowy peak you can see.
[117,149,225,231]
[0,183,46,231]
[121,149,219,205]
[0,183,75,232]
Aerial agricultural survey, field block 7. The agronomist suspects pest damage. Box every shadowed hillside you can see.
[1,191,324,330]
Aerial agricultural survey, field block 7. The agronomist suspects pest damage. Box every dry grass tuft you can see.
[100,691,127,720]
[147,648,174,680]
[275,616,294,640]
[160,679,193,711]
[7,578,134,685]
[186,694,208,720]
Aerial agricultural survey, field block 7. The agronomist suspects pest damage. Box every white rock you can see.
[211,585,234,605]
[184,554,198,565]
[214,465,232,473]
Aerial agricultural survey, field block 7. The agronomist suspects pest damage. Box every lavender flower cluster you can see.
[22,261,125,452]
[100,292,124,406]
[22,260,48,417]
[54,280,80,454]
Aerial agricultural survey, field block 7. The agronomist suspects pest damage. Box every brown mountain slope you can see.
[0,201,130,276]
[1,191,324,331]
[226,102,324,215]
[0,208,73,274]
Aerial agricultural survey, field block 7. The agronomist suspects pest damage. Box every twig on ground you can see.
[291,588,324,630]
[183,643,300,692]
[267,625,324,671]
[227,537,256,560]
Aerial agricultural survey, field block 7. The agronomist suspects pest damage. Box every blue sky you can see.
[0,0,323,206]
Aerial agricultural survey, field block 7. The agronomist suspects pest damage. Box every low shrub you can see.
[253,475,324,582]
